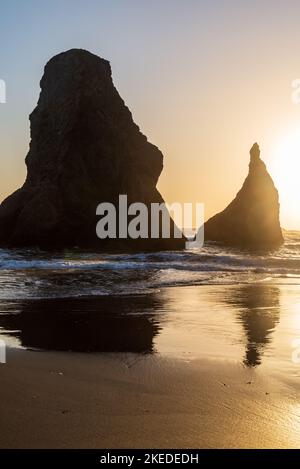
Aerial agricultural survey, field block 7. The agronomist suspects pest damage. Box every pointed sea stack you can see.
[204,143,284,248]
[0,49,184,250]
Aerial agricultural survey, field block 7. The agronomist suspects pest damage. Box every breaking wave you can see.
[0,231,300,299]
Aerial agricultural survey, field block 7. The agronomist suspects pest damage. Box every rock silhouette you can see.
[204,143,284,248]
[0,49,184,250]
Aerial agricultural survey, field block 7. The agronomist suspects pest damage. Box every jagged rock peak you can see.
[250,142,260,162]
[0,49,184,250]
[204,143,284,248]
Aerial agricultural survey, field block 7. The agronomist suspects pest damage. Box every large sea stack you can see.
[0,49,184,250]
[204,143,284,248]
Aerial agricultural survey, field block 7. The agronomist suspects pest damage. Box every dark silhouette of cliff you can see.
[0,49,184,250]
[204,143,284,248]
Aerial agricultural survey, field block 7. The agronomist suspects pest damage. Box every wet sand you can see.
[0,347,299,448]
[1,285,300,448]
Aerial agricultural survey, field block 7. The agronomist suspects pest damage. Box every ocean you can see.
[0,230,300,300]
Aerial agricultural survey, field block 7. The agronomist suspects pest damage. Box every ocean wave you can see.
[2,251,300,273]
[1,231,300,298]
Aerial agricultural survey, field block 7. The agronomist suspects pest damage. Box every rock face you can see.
[204,143,284,248]
[0,49,184,250]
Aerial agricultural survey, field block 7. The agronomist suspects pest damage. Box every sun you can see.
[270,128,300,230]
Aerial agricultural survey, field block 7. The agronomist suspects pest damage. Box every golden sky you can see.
[1,1,300,229]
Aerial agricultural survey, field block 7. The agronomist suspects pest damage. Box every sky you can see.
[1,0,300,228]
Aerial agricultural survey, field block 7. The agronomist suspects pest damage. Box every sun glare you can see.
[270,128,300,230]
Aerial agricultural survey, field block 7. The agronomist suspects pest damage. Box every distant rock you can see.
[0,49,184,250]
[204,143,284,248]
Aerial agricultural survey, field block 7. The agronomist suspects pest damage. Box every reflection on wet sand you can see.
[0,295,163,353]
[1,284,300,450]
[220,284,280,367]
[0,284,282,367]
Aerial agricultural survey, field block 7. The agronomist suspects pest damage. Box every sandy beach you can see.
[1,284,300,448]
[0,348,299,448]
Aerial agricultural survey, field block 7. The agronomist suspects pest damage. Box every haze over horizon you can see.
[1,0,300,229]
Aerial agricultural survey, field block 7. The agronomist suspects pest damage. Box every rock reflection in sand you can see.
[218,284,280,367]
[0,295,163,353]
[2,284,300,380]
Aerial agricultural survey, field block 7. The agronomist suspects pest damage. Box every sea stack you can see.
[204,143,284,248]
[0,49,184,250]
